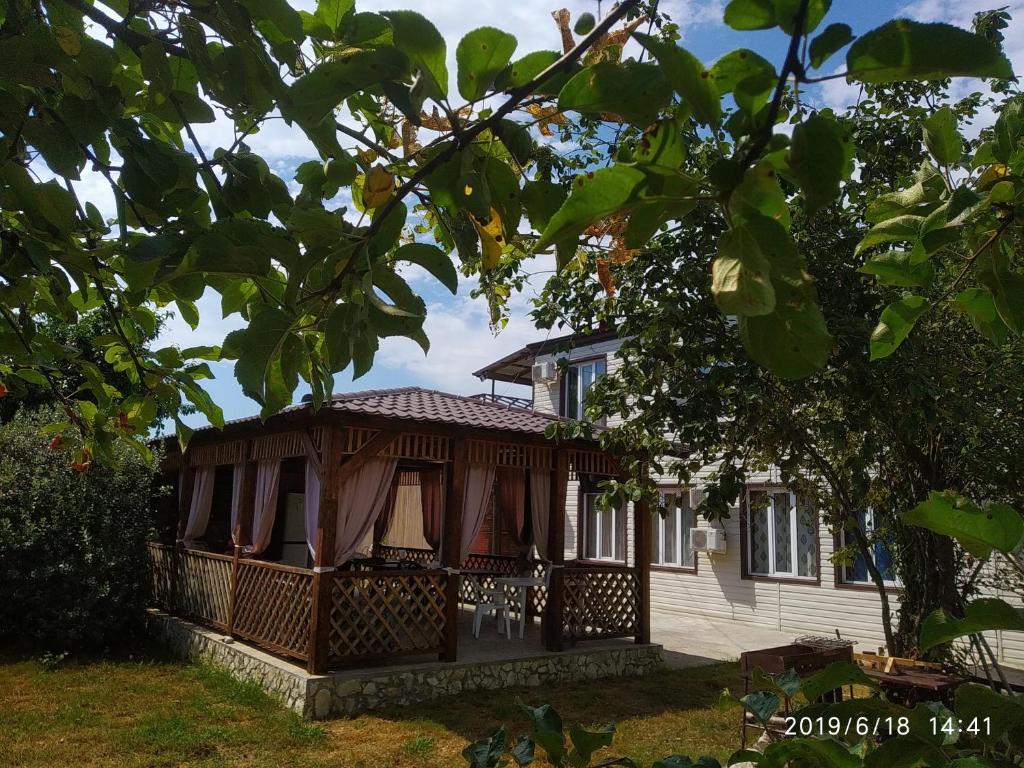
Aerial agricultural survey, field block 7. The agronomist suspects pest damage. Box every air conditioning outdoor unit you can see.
[691,527,726,554]
[532,361,557,382]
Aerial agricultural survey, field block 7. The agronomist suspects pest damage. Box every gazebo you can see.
[148,387,651,675]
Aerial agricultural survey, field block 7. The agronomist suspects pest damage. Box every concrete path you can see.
[650,610,795,669]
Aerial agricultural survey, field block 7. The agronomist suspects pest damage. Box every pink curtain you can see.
[245,459,280,555]
[304,458,320,557]
[183,465,215,546]
[460,464,497,561]
[420,467,443,551]
[373,475,401,545]
[333,457,399,565]
[229,463,245,545]
[530,468,551,558]
[496,466,528,549]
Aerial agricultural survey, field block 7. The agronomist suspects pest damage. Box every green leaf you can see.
[955,683,1024,747]
[710,49,776,96]
[536,166,649,251]
[855,215,924,255]
[634,118,686,172]
[921,598,1024,652]
[519,703,566,765]
[712,225,775,316]
[522,180,567,233]
[393,243,458,294]
[573,12,596,36]
[809,23,854,68]
[462,726,508,768]
[800,662,877,703]
[382,11,447,98]
[174,416,194,452]
[846,20,1014,84]
[635,34,720,126]
[723,0,775,30]
[237,0,304,41]
[288,47,409,124]
[730,162,790,229]
[976,247,1024,333]
[314,0,354,37]
[922,106,963,166]
[903,491,1024,558]
[953,288,1008,344]
[456,27,517,101]
[741,691,779,724]
[567,723,615,766]
[494,51,576,94]
[558,60,671,126]
[788,113,852,214]
[763,737,862,768]
[858,250,934,287]
[773,0,832,35]
[870,295,928,359]
[228,308,295,408]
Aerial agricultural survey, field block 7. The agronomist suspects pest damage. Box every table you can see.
[496,576,544,639]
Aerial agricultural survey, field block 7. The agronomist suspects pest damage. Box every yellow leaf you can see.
[596,257,616,296]
[525,104,567,137]
[473,207,506,271]
[54,26,82,57]
[978,163,1009,190]
[551,9,575,54]
[363,165,394,208]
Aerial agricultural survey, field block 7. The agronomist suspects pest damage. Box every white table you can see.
[495,576,544,639]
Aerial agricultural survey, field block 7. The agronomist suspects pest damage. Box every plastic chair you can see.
[469,576,512,638]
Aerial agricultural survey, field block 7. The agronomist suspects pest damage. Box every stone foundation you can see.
[147,609,663,719]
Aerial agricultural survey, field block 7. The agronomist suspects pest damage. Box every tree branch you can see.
[63,0,188,58]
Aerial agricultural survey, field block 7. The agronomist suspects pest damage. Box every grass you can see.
[0,651,744,767]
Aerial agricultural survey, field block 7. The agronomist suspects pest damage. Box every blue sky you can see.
[145,0,1020,429]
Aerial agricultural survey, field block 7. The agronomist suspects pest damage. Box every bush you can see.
[0,406,163,653]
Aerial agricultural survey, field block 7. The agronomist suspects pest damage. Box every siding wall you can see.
[530,337,1023,668]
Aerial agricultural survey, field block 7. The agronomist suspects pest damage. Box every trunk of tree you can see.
[893,523,961,659]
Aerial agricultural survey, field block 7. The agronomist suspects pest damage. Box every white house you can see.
[474,329,1024,669]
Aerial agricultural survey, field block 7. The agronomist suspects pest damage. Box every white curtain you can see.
[183,465,215,545]
[304,458,321,557]
[333,457,399,565]
[245,459,280,555]
[460,464,497,561]
[530,468,551,559]
[229,463,245,545]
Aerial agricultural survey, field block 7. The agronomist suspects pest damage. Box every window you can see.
[746,489,818,579]
[583,492,626,561]
[841,509,899,587]
[560,358,607,420]
[651,488,696,569]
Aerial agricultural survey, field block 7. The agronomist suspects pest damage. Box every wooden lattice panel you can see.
[467,440,554,469]
[176,549,232,629]
[232,560,313,661]
[328,571,447,664]
[146,542,174,608]
[459,553,520,603]
[569,449,621,478]
[376,545,437,565]
[343,428,450,461]
[251,429,323,460]
[561,566,638,642]
[187,440,247,467]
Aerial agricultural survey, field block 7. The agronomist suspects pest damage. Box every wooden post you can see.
[227,541,241,636]
[633,465,652,645]
[171,466,196,614]
[544,449,569,652]
[441,438,468,662]
[307,425,341,674]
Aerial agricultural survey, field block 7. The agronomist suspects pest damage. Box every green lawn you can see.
[0,651,743,767]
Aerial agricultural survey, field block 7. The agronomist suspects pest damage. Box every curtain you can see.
[304,458,321,557]
[229,463,245,545]
[530,468,551,558]
[373,475,401,546]
[496,466,528,548]
[183,465,215,545]
[333,457,399,565]
[245,459,280,555]
[420,467,444,551]
[460,464,497,561]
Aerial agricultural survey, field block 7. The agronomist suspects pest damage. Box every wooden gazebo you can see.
[148,387,651,674]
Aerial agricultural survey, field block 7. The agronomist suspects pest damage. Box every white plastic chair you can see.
[470,576,511,638]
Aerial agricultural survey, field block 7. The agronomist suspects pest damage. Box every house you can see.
[474,330,1024,670]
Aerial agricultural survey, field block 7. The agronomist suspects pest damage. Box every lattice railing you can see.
[459,552,520,602]
[146,542,174,608]
[561,565,638,643]
[375,544,438,565]
[232,559,313,662]
[176,549,232,629]
[328,570,447,664]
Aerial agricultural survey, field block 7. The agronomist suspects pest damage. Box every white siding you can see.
[527,336,1024,668]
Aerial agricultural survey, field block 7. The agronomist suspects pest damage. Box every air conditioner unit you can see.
[691,527,726,554]
[532,361,557,383]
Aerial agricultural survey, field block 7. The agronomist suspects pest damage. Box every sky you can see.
[130,0,1024,428]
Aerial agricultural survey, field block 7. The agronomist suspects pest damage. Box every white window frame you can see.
[582,492,625,562]
[840,509,900,587]
[746,488,818,580]
[562,357,607,421]
[651,488,696,569]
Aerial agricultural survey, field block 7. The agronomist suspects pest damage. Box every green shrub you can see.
[0,406,163,653]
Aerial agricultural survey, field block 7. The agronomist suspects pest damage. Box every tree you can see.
[2,0,1017,471]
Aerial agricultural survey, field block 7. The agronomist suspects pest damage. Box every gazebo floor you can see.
[147,608,664,719]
